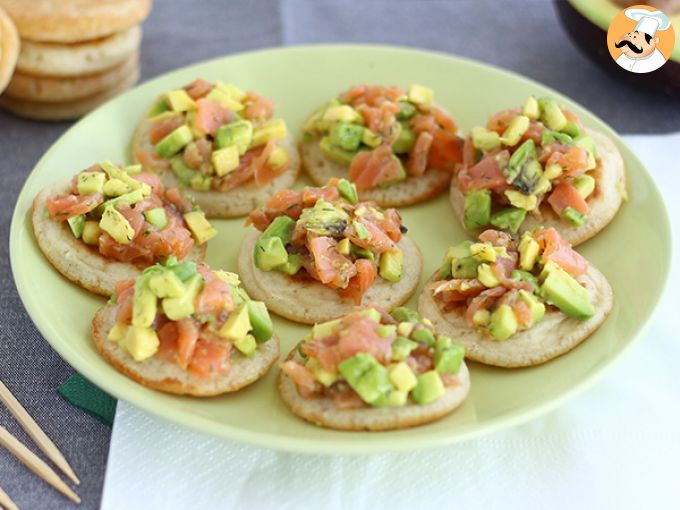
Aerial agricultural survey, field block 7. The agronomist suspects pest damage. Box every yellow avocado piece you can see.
[312,318,341,340]
[267,146,289,169]
[234,334,257,358]
[505,189,537,211]
[99,207,135,244]
[121,326,160,362]
[322,105,362,124]
[102,178,132,197]
[215,81,246,102]
[183,211,217,245]
[206,87,243,112]
[408,84,433,105]
[162,273,203,320]
[251,118,288,147]
[219,303,251,340]
[77,172,106,195]
[212,145,240,176]
[132,284,157,328]
[166,89,197,112]
[388,362,418,393]
[543,162,563,180]
[82,220,102,245]
[522,96,540,120]
[470,242,496,263]
[214,270,240,287]
[107,322,128,343]
[478,263,500,288]
[148,270,185,298]
[518,233,541,271]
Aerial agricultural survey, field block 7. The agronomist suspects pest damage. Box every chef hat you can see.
[624,8,671,37]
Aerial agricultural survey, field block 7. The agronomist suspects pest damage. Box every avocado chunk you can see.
[102,178,132,197]
[490,206,526,233]
[67,214,85,239]
[518,233,541,271]
[391,336,418,361]
[99,207,135,244]
[411,370,445,404]
[82,220,101,245]
[573,174,595,198]
[392,123,416,154]
[411,327,436,346]
[212,145,240,176]
[147,98,169,118]
[504,189,537,211]
[169,156,197,186]
[155,125,193,158]
[408,84,433,105]
[361,129,382,148]
[183,211,217,244]
[463,189,491,230]
[246,300,273,341]
[390,307,420,323]
[379,248,403,282]
[144,208,168,230]
[574,135,597,170]
[205,87,243,112]
[219,303,252,340]
[322,105,363,124]
[121,326,159,362]
[338,353,392,405]
[215,119,253,153]
[477,263,500,288]
[471,127,501,151]
[255,236,289,271]
[297,199,349,236]
[522,96,540,120]
[319,136,356,166]
[378,325,397,339]
[539,97,567,131]
[360,307,382,323]
[251,118,288,147]
[268,147,289,169]
[388,362,418,392]
[162,273,203,320]
[337,178,359,204]
[541,130,573,146]
[148,270,185,298]
[312,318,341,340]
[396,101,417,120]
[166,89,197,112]
[329,122,364,152]
[500,115,529,147]
[434,342,465,374]
[561,120,581,138]
[234,334,257,358]
[451,257,480,279]
[563,207,587,227]
[132,283,157,328]
[488,304,518,341]
[519,289,545,325]
[276,253,302,275]
[510,269,539,291]
[107,321,128,343]
[169,260,197,281]
[541,266,595,320]
[439,240,474,277]
[470,242,497,263]
[260,215,296,244]
[77,171,106,195]
[507,140,542,194]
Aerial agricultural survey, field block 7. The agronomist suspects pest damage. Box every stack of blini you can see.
[0,0,151,120]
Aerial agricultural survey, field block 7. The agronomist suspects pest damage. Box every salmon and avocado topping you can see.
[136,78,291,192]
[429,227,595,341]
[246,179,407,304]
[303,84,463,190]
[46,161,216,265]
[458,96,600,232]
[281,306,466,407]
[108,259,274,375]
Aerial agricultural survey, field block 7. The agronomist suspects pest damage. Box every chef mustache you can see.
[615,39,643,54]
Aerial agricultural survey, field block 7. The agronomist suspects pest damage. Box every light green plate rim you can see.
[9,44,671,454]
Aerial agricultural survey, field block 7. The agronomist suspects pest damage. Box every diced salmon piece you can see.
[280,361,320,397]
[195,98,234,136]
[339,258,377,305]
[348,145,401,190]
[46,193,104,220]
[535,227,588,275]
[407,131,433,177]
[307,236,356,289]
[184,78,213,99]
[149,116,184,144]
[548,181,589,216]
[176,318,199,370]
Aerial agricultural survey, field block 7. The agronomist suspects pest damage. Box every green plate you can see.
[9,45,671,454]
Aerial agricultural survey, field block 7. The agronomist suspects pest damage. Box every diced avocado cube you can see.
[378,155,407,188]
[189,172,212,191]
[255,236,289,271]
[212,145,240,176]
[519,289,545,325]
[256,215,295,249]
[361,129,382,148]
[146,98,169,118]
[268,147,289,169]
[319,136,356,166]
[379,248,404,282]
[435,335,452,351]
[100,207,135,244]
[574,135,598,170]
[510,269,539,291]
[161,273,203,320]
[439,240,474,277]
[82,220,101,245]
[504,189,537,211]
[148,270,185,298]
[132,284,157,328]
[435,343,465,374]
[276,253,302,275]
[411,327,436,346]
[500,115,530,147]
[169,260,197,281]
[538,260,562,283]
[411,370,445,404]
[490,206,526,233]
[539,97,567,131]
[251,118,288,147]
[166,89,197,112]
[450,257,480,279]
[170,156,197,186]
[297,199,350,236]
[308,359,338,387]
[353,220,371,240]
[477,263,500,288]
[372,390,408,408]
[123,164,142,175]
[77,171,106,195]
[102,178,131,197]
[312,318,341,341]
[215,81,246,101]
[470,242,497,263]
[337,238,351,255]
[561,120,581,138]
[338,353,390,405]
[183,211,217,244]
[322,105,363,124]
[155,125,193,158]
[144,207,168,230]
[541,266,594,319]
[360,307,382,323]
[215,119,253,153]
[522,96,540,120]
[472,309,491,326]
[488,304,518,341]
[378,325,397,338]
[541,130,573,146]
[337,178,359,204]
[573,174,595,198]
[234,334,257,358]
[390,307,420,324]
[396,101,417,120]
[213,269,240,287]
[543,162,563,181]
[391,123,416,154]
[471,127,501,151]
[246,300,273,341]
[121,326,159,362]
[67,214,85,239]
[505,139,537,184]
[351,244,375,261]
[397,321,415,337]
[219,303,252,340]
[205,87,243,111]
[107,321,128,343]
[408,84,433,105]
[100,189,145,215]
[388,362,418,392]
[463,189,491,230]
[329,122,364,152]
[563,207,587,227]
[391,336,418,361]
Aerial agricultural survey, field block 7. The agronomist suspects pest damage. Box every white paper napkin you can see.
[101,134,680,510]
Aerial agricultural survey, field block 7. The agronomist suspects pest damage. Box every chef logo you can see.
[607,5,675,74]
